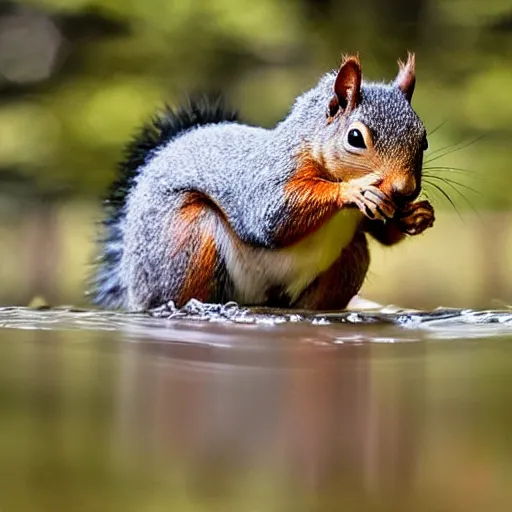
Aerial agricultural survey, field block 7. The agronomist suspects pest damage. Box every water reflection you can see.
[0,316,511,511]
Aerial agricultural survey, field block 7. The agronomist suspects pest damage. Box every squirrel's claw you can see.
[347,185,395,221]
[397,200,435,235]
[362,187,396,220]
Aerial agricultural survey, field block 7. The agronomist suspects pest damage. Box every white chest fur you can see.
[217,209,364,304]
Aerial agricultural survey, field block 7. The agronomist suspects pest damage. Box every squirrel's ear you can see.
[331,55,362,116]
[394,52,416,102]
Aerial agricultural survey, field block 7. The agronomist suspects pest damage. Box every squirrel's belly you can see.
[279,208,364,300]
[218,209,364,304]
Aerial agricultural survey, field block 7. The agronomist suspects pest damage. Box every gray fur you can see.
[98,70,426,310]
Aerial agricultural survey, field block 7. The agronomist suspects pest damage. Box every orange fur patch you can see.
[172,192,219,306]
[278,152,345,246]
[171,193,205,257]
[178,229,217,305]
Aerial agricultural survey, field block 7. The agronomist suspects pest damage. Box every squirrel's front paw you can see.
[348,185,395,221]
[397,200,435,235]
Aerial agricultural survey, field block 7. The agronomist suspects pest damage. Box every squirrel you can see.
[92,53,435,311]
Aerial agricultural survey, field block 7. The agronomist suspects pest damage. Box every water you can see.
[1,305,511,511]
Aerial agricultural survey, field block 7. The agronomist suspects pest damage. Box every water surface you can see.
[0,305,511,511]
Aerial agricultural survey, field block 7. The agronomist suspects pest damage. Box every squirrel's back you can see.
[92,96,238,309]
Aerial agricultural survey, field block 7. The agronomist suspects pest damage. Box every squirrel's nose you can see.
[380,175,419,203]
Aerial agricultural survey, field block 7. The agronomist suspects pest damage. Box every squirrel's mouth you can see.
[393,189,421,208]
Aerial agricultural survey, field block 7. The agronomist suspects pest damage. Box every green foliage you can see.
[1,0,511,209]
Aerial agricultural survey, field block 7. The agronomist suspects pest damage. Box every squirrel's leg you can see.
[364,199,435,246]
[126,192,232,309]
[168,193,236,307]
[293,231,369,310]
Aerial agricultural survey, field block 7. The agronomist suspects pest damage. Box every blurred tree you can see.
[0,0,506,206]
[0,0,510,306]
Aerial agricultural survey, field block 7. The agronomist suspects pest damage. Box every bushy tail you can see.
[90,95,238,309]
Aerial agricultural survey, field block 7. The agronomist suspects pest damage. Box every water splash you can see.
[0,300,510,344]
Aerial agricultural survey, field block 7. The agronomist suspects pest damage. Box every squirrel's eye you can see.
[347,129,366,149]
[422,137,429,151]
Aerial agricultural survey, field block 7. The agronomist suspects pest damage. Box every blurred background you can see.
[0,0,511,309]
[1,3,512,511]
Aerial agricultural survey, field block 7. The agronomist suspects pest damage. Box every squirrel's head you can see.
[315,53,427,205]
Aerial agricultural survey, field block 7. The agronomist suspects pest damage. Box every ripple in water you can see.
[0,299,511,345]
